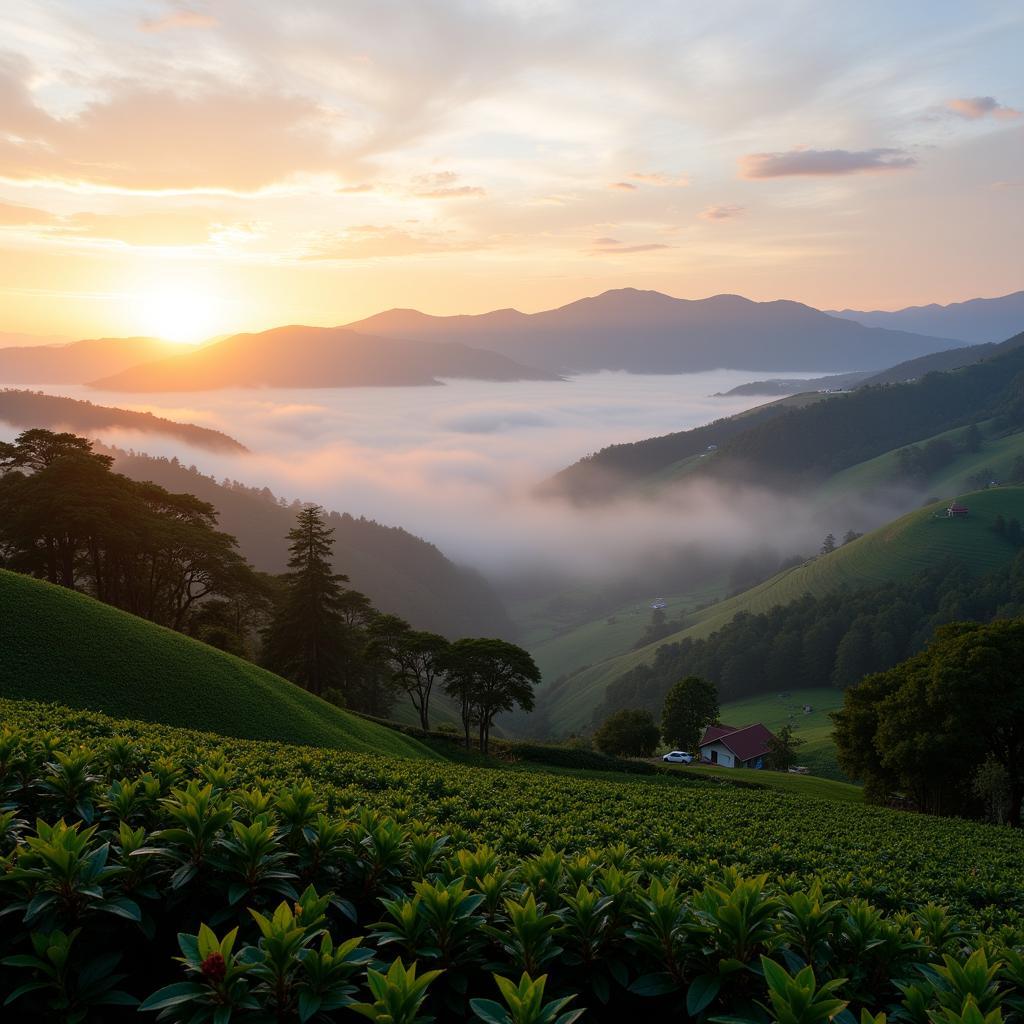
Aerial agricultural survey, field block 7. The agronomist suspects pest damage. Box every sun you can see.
[133,285,223,344]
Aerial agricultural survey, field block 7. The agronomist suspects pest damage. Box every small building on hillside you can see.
[699,723,776,769]
[946,501,969,518]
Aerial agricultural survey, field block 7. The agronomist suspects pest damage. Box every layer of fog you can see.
[5,371,903,589]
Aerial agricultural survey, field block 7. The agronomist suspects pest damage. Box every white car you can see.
[662,750,693,764]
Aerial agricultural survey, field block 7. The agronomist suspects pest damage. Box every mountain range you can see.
[89,325,558,391]
[348,288,958,374]
[2,287,1022,392]
[0,336,183,384]
[832,290,1024,344]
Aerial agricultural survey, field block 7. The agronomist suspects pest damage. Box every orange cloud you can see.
[0,201,55,226]
[588,237,670,255]
[699,204,744,221]
[946,96,1022,120]
[608,181,638,191]
[739,147,915,178]
[303,224,480,260]
[0,65,345,192]
[410,172,485,198]
[630,171,689,187]
[140,9,218,32]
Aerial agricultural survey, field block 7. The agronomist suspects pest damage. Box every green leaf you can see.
[629,972,679,997]
[470,997,509,1024]
[687,974,721,1016]
[138,981,207,1011]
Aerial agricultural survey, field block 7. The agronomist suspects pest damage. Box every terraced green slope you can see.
[538,488,1024,734]
[0,569,433,759]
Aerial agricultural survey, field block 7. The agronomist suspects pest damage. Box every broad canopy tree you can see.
[368,617,450,731]
[661,675,719,752]
[443,638,540,754]
[593,708,660,758]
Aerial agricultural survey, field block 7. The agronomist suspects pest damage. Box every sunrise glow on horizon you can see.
[0,1,1022,341]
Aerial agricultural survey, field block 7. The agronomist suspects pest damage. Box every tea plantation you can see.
[1,697,1023,1023]
[0,569,432,758]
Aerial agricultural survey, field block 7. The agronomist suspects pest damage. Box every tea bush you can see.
[1,696,1023,1023]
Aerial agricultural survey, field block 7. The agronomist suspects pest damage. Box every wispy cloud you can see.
[608,181,638,191]
[738,147,916,179]
[588,237,670,255]
[946,96,1021,120]
[140,8,218,33]
[629,171,689,188]
[699,204,744,221]
[0,201,55,226]
[410,172,485,199]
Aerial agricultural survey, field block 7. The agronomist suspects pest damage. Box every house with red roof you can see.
[698,722,776,769]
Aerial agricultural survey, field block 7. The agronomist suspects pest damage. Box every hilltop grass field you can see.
[535,487,1024,735]
[0,569,433,759]
[0,696,1022,1021]
[682,763,863,802]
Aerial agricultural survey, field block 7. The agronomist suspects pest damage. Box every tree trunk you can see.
[1009,781,1023,828]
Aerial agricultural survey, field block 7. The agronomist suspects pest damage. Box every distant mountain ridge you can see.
[831,289,1024,344]
[89,325,557,391]
[0,336,184,384]
[348,288,960,374]
[0,389,247,452]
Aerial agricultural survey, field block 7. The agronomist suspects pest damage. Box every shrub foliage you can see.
[0,697,1023,1022]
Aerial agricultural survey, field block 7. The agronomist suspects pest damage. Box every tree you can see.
[842,529,863,545]
[369,616,450,730]
[262,506,350,697]
[765,724,805,771]
[820,534,837,555]
[661,676,719,751]
[593,709,660,757]
[834,620,1024,825]
[442,638,539,754]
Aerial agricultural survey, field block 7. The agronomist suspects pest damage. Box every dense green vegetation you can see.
[2,697,1024,1022]
[530,490,1024,736]
[0,569,432,758]
[835,620,1024,824]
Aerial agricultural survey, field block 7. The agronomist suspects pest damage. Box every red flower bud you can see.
[200,951,227,982]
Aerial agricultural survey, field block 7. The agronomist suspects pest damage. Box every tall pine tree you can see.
[262,505,349,697]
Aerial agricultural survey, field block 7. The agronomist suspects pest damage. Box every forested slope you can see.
[106,447,514,640]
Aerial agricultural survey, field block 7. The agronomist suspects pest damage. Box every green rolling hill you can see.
[0,569,434,759]
[531,487,1024,735]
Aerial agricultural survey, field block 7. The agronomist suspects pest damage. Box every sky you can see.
[1,0,1022,340]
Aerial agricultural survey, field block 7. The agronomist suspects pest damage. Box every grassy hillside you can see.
[535,488,1024,734]
[0,569,433,759]
[682,763,863,802]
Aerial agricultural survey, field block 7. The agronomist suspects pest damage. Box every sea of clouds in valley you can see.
[2,371,870,581]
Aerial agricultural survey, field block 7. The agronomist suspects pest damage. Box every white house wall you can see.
[700,741,735,767]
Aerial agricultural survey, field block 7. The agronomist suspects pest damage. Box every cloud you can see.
[408,171,485,199]
[302,223,479,260]
[0,201,55,226]
[738,147,916,178]
[0,64,346,192]
[699,204,744,221]
[140,8,218,33]
[608,181,638,191]
[629,171,689,187]
[946,96,1022,121]
[588,237,671,255]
